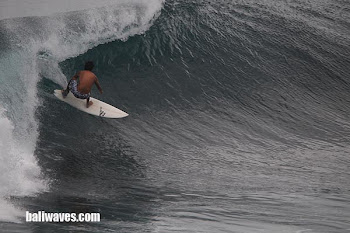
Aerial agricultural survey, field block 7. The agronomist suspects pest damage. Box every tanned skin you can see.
[63,70,103,108]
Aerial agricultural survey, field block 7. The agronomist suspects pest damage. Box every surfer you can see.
[62,61,103,108]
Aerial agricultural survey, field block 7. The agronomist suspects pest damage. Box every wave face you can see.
[2,0,350,232]
[0,0,163,223]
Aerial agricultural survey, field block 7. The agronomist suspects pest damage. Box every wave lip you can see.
[0,0,141,21]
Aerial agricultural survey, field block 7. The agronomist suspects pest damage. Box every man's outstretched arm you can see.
[95,77,103,94]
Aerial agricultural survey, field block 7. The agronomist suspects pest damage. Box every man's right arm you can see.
[72,71,80,80]
[95,77,103,94]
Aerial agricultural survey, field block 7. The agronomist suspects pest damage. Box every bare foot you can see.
[86,101,93,108]
[61,89,68,98]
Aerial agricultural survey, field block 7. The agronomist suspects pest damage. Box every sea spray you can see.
[0,107,47,222]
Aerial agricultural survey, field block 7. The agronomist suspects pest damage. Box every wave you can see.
[0,0,164,222]
[0,0,140,21]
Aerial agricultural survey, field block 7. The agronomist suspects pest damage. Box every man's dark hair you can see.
[84,61,94,71]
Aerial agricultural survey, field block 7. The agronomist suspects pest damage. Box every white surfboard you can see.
[54,89,128,118]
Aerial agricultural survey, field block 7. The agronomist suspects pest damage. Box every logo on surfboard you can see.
[99,107,106,117]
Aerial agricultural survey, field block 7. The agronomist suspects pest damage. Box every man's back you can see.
[62,61,103,108]
[78,70,97,94]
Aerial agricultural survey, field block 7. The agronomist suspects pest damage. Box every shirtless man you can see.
[62,61,103,108]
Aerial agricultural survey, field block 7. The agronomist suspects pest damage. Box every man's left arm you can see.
[95,77,103,94]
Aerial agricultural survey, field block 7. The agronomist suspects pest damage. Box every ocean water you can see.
[1,0,350,232]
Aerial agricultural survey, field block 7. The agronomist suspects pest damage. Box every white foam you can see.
[0,107,47,223]
[0,0,135,20]
[0,199,23,223]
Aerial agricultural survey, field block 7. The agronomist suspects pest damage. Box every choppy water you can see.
[1,0,350,232]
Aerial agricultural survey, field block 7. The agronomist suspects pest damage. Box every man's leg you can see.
[86,97,93,108]
[62,80,72,97]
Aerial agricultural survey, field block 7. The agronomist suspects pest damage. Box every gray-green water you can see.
[1,0,350,232]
